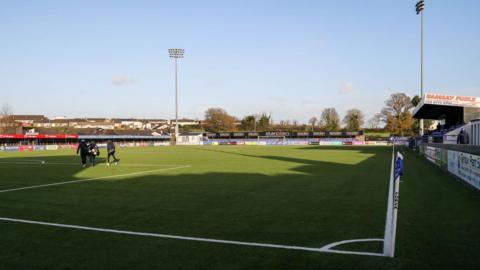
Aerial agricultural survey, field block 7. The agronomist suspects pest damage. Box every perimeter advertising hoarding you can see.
[319,141,342,146]
[265,132,289,137]
[153,142,170,146]
[312,132,326,137]
[448,150,480,191]
[365,141,388,145]
[425,146,442,166]
[19,145,34,151]
[45,145,59,150]
[0,134,78,139]
[352,141,365,145]
[424,93,480,108]
[285,141,309,145]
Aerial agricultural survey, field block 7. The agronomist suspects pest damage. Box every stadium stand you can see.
[413,93,480,144]
[414,93,480,191]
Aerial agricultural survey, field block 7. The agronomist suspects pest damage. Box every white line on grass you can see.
[0,159,46,164]
[0,165,191,194]
[319,238,385,256]
[0,161,188,167]
[0,216,385,256]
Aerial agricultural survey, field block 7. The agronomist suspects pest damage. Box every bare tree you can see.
[367,114,382,129]
[342,109,365,131]
[0,103,13,133]
[257,113,271,131]
[308,117,318,131]
[320,108,340,131]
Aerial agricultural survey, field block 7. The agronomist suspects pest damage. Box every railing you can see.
[424,143,480,155]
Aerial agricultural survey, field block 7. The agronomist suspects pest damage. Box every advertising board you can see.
[319,141,342,146]
[45,145,59,150]
[0,134,78,139]
[352,141,365,145]
[19,145,34,151]
[153,142,170,146]
[4,146,19,151]
[448,150,480,190]
[425,146,442,166]
[424,93,480,108]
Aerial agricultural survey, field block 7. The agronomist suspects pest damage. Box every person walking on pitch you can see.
[76,139,89,167]
[88,141,100,167]
[106,140,119,166]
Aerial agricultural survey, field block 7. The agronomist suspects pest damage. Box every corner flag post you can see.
[383,140,404,257]
[383,144,395,256]
[390,151,404,257]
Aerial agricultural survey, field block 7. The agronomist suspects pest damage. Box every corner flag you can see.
[395,153,404,179]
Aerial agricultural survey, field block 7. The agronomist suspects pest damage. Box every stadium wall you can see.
[419,143,480,191]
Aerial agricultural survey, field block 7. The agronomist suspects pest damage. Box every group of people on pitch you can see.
[76,140,119,167]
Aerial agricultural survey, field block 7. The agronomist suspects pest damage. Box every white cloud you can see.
[112,75,135,86]
[340,82,354,94]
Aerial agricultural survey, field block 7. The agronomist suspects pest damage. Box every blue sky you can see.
[1,0,479,122]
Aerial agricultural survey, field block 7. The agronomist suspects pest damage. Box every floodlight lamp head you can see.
[169,48,185,58]
[415,0,424,14]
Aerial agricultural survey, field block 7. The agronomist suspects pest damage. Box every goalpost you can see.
[257,136,287,145]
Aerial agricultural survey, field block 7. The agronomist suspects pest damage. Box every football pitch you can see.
[0,146,479,269]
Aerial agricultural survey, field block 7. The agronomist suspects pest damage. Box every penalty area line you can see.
[0,216,385,257]
[0,165,191,194]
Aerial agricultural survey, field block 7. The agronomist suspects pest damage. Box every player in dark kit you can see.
[76,140,89,167]
[106,140,119,166]
[88,141,100,167]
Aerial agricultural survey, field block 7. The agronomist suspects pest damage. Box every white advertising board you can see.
[448,150,480,190]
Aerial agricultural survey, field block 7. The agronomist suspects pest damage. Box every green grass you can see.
[0,146,479,269]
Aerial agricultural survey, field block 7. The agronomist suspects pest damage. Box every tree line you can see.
[202,107,366,132]
[201,93,428,135]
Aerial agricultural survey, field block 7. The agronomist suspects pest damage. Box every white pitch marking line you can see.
[0,159,46,164]
[0,216,386,256]
[0,161,187,167]
[319,238,385,257]
[0,165,191,194]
